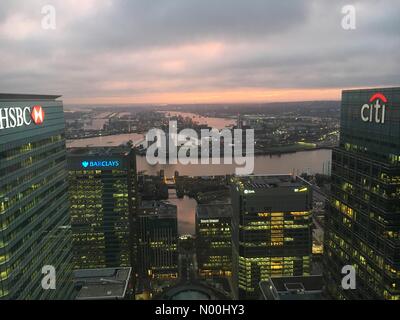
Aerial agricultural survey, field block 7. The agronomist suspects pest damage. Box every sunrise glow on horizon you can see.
[66,88,345,105]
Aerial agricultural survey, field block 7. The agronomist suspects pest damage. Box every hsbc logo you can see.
[361,93,387,124]
[31,106,45,125]
[0,105,45,130]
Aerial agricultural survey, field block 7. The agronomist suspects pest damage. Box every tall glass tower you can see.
[0,94,74,300]
[324,87,400,300]
[137,201,178,281]
[196,203,232,278]
[230,175,313,300]
[67,147,138,271]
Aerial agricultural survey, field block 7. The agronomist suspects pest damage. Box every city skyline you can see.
[1,88,399,301]
[1,0,399,305]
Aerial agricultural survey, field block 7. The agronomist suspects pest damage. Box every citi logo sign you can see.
[0,105,45,130]
[361,93,387,124]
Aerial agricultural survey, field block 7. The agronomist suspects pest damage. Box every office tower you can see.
[67,147,138,271]
[137,201,178,280]
[230,175,313,300]
[324,87,400,300]
[196,203,232,278]
[0,94,74,300]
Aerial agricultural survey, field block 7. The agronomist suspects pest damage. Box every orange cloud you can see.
[66,88,343,105]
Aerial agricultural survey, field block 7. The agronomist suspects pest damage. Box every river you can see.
[67,113,332,235]
[136,149,331,177]
[137,149,331,235]
[159,111,236,130]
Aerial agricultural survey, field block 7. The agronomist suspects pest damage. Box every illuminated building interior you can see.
[67,147,138,271]
[324,88,400,300]
[137,201,178,281]
[0,94,75,300]
[196,203,233,278]
[230,175,313,300]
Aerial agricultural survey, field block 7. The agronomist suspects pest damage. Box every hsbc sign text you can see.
[0,106,45,130]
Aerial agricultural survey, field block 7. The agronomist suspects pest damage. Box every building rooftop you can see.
[233,175,303,190]
[0,93,61,101]
[342,86,400,94]
[157,282,230,300]
[260,275,324,300]
[74,267,132,300]
[196,203,232,219]
[67,146,132,156]
[139,201,177,217]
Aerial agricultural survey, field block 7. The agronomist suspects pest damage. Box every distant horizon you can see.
[64,99,341,108]
[62,88,343,105]
[9,85,400,107]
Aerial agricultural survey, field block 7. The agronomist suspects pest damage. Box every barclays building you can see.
[67,147,138,273]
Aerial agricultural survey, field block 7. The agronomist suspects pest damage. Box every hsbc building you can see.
[324,87,400,300]
[0,94,74,300]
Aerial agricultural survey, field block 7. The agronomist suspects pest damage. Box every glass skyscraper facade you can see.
[230,175,313,300]
[324,87,400,300]
[67,147,138,271]
[196,203,232,278]
[0,94,74,300]
[137,201,178,281]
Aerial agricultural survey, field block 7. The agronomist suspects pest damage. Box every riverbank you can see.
[254,145,333,156]
[67,132,145,148]
[65,135,332,234]
[67,131,333,156]
[136,145,333,157]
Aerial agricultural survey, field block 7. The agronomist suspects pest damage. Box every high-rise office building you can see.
[67,147,138,271]
[137,201,178,280]
[230,175,313,300]
[324,87,400,300]
[196,203,232,278]
[0,94,74,300]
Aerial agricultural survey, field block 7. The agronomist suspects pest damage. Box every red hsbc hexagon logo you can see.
[31,105,45,125]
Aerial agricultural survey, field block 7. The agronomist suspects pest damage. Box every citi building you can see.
[324,87,400,300]
[0,94,74,300]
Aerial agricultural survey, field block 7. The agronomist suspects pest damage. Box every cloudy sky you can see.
[0,0,399,104]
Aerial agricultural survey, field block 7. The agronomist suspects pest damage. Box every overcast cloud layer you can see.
[0,0,399,104]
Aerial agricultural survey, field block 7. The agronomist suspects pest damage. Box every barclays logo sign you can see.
[81,160,121,169]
